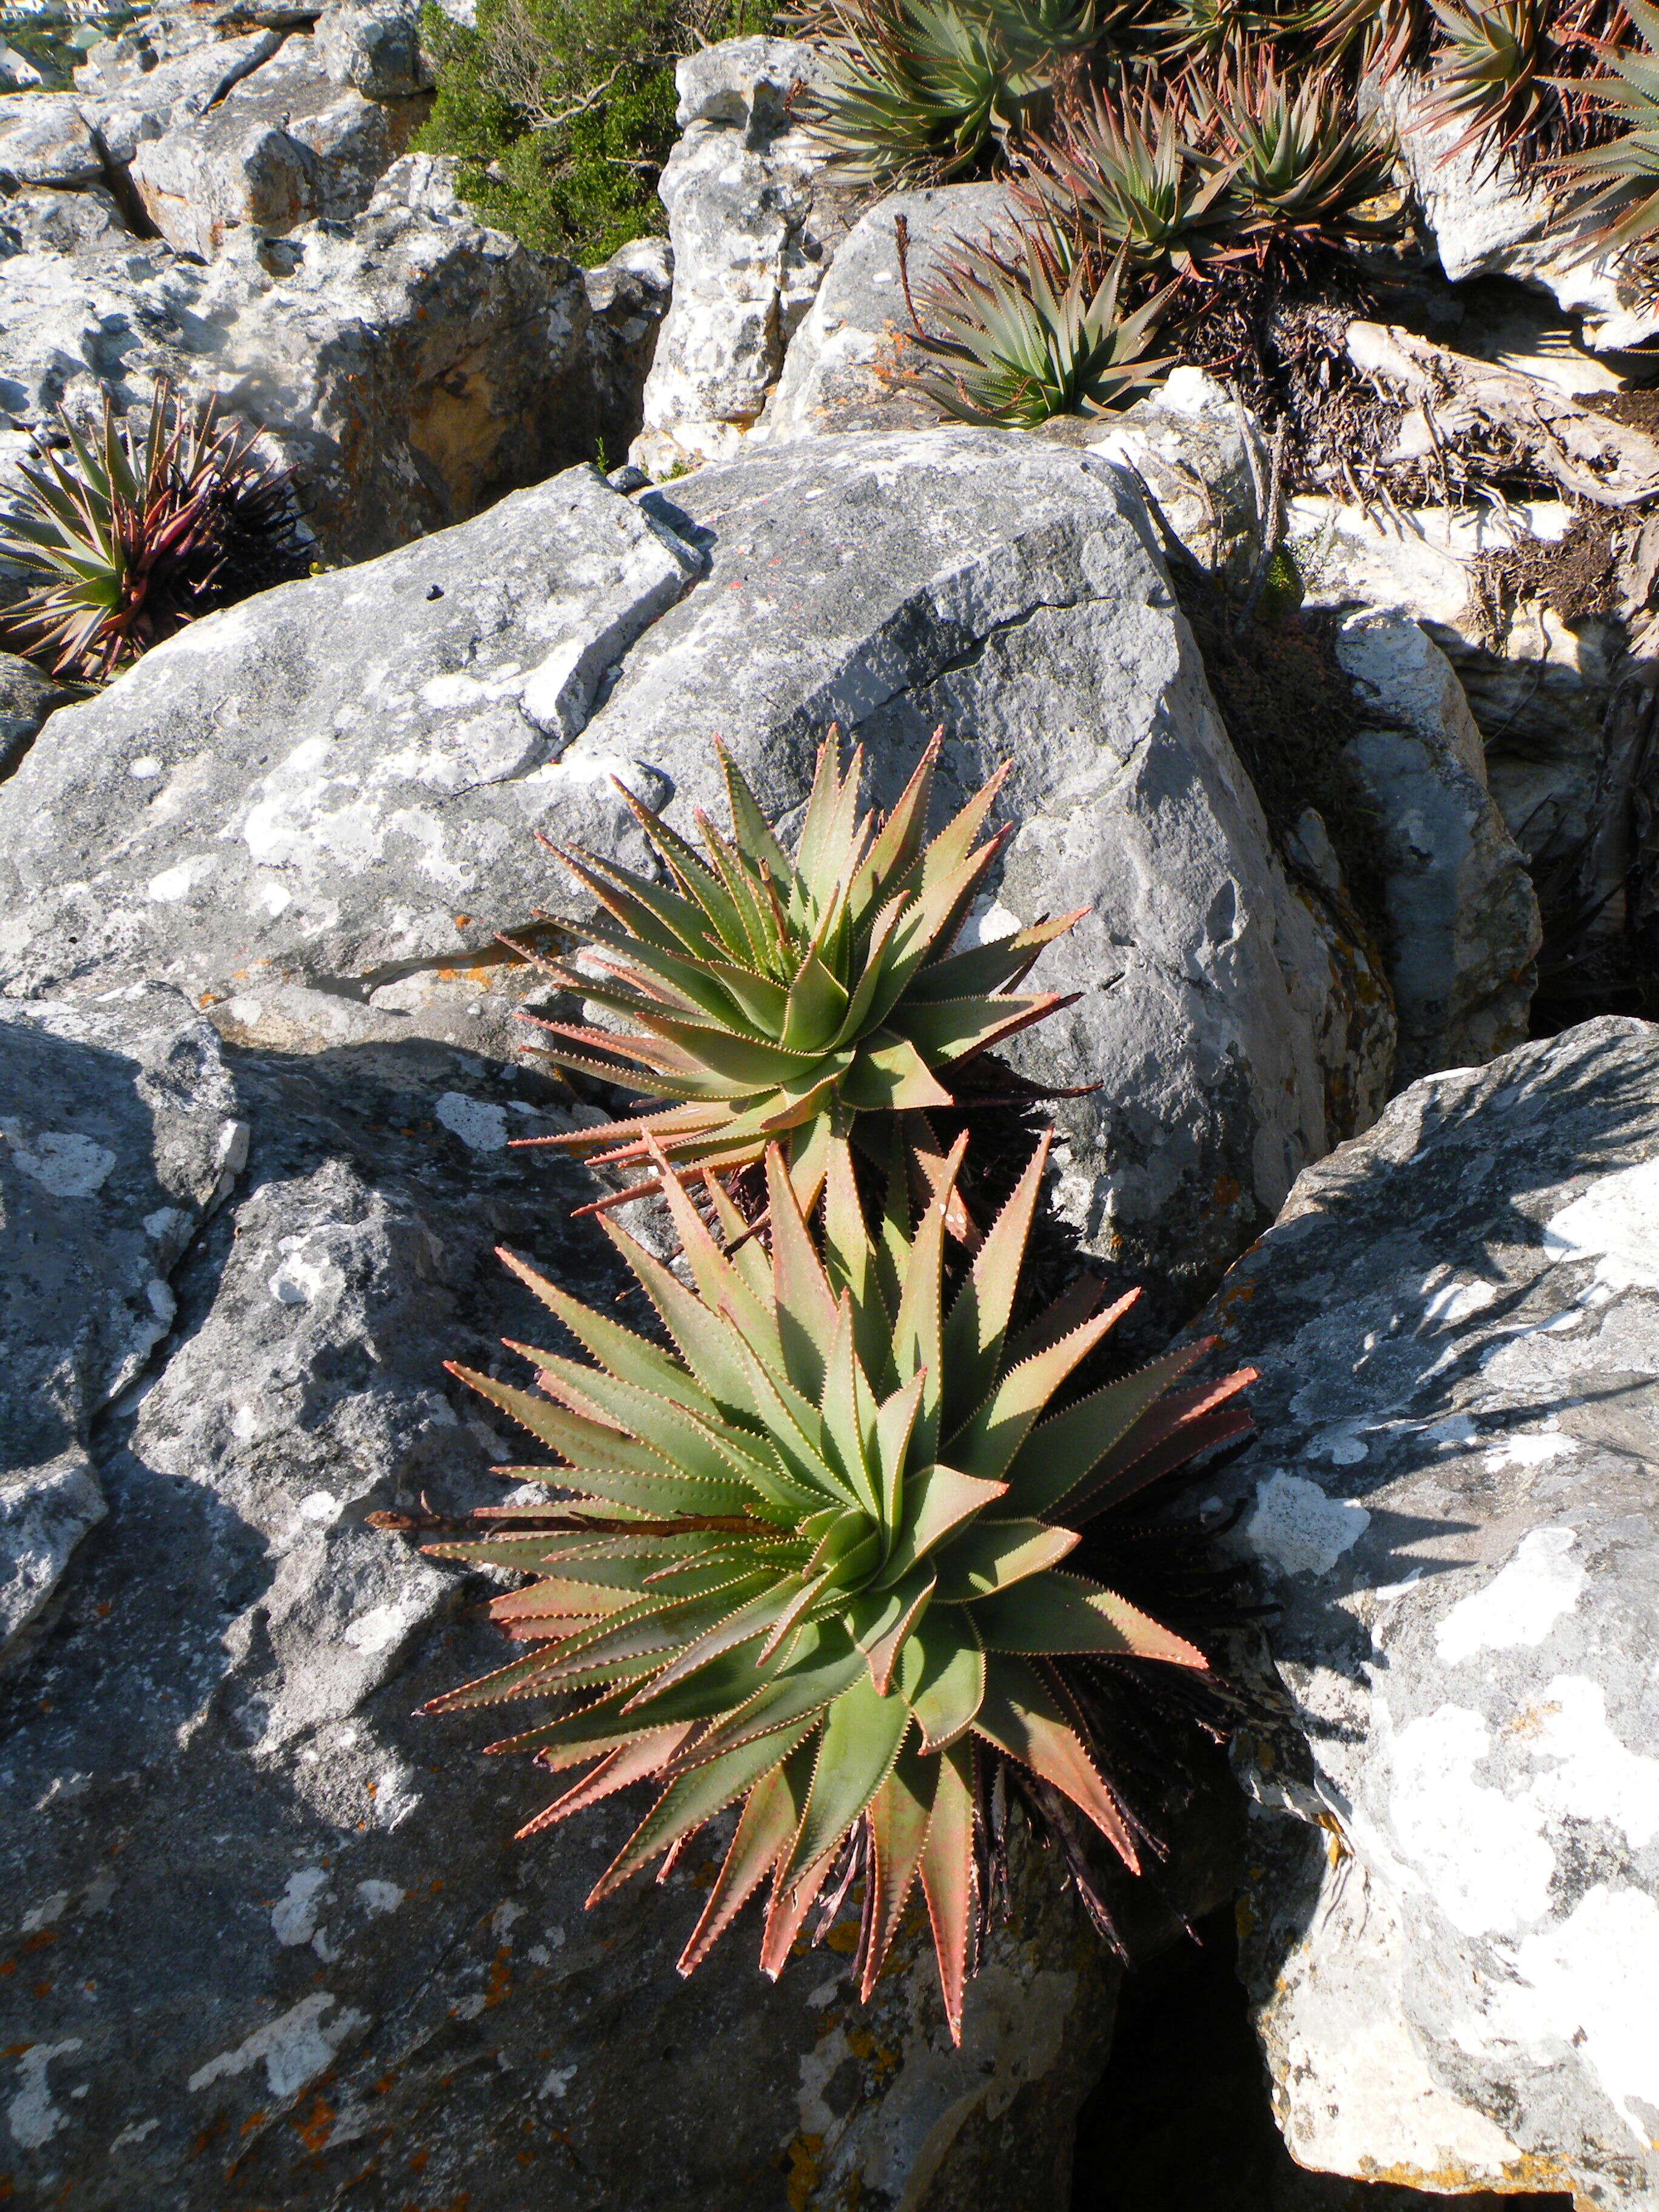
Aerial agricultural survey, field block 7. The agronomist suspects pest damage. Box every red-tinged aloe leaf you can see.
[621,1584,800,1710]
[487,1577,648,1623]
[999,1338,1218,1516]
[973,1654,1139,1871]
[893,1138,967,1460]
[860,1738,936,2001]
[1067,1368,1257,1518]
[587,1720,817,1904]
[902,909,1085,1001]
[931,1518,1080,1600]
[760,1841,837,1980]
[940,1133,1053,1430]
[852,728,940,908]
[516,1724,694,1838]
[678,1755,800,1976]
[919,1739,977,2045]
[1004,1274,1115,1368]
[785,1671,913,1882]
[972,1570,1207,1667]
[659,1638,863,1779]
[946,1292,1140,1483]
[420,1641,652,1715]
[897,1610,985,1752]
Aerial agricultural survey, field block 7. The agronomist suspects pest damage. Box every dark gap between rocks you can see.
[1069,1907,1576,2212]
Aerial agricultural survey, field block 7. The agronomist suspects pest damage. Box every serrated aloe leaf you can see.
[940,1130,1053,1431]
[840,1033,957,1112]
[974,1654,1138,1868]
[517,1724,692,1838]
[679,1755,800,1976]
[999,1337,1212,1514]
[919,1740,977,2043]
[897,1612,986,1752]
[589,1720,817,1903]
[1064,1366,1256,1518]
[786,1670,912,1880]
[932,1517,1081,1601]
[715,736,792,881]
[971,1571,1207,1666]
[879,1463,1008,1587]
[945,1298,1130,1481]
[860,1739,936,1999]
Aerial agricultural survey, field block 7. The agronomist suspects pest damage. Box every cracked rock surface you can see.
[1187,1014,1659,2208]
[1,428,1393,1324]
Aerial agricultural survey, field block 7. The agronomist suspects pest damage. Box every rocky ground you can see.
[0,14,1656,2212]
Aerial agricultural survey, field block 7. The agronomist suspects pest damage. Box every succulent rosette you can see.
[515,729,1083,1220]
[427,1133,1254,2031]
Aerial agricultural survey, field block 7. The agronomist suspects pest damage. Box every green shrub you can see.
[418,0,774,265]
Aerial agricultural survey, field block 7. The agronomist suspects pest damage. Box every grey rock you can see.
[1333,607,1541,1082]
[317,0,432,97]
[0,1008,1216,2211]
[1381,72,1658,352]
[129,35,400,256]
[0,178,129,253]
[0,989,247,1479]
[0,90,103,186]
[633,36,849,478]
[1187,1014,1659,2206]
[0,1449,104,1656]
[0,649,76,779]
[0,465,705,1034]
[0,155,601,562]
[1088,367,1261,586]
[585,231,673,461]
[588,431,1396,1321]
[74,25,285,165]
[0,430,1393,1325]
[762,179,1015,443]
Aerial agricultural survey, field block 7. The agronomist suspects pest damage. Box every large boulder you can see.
[1187,1014,1659,2205]
[632,37,850,478]
[73,22,287,166]
[1,427,1390,1325]
[760,180,1014,444]
[0,91,105,186]
[127,35,411,257]
[0,975,1239,2212]
[0,155,600,561]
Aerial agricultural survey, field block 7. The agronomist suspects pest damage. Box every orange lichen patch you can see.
[293,2094,335,2155]
[409,2145,429,2173]
[240,2110,269,2136]
[453,914,472,930]
[31,1984,51,2000]
[824,1922,860,1956]
[1212,1175,1242,1209]
[785,2133,823,2212]
[21,1931,57,1952]
[1352,2151,1575,2193]
[484,1950,512,2008]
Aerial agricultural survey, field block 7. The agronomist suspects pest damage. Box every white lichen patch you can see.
[270,1868,330,1947]
[7,2039,82,2149]
[1,1122,117,1198]
[1387,1704,1556,1935]
[1241,1471,1371,1580]
[187,1992,367,2102]
[1543,1157,1659,1294]
[434,1092,509,1152]
[1523,1676,1659,1849]
[1435,1527,1583,1665]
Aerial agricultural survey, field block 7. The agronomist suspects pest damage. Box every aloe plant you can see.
[1560,0,1659,246]
[1024,89,1242,270]
[428,1133,1254,2028]
[1421,0,1549,161]
[0,380,303,682]
[1205,56,1398,250]
[515,730,1081,1218]
[902,224,1173,425]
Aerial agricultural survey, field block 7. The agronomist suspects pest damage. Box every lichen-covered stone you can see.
[1187,1015,1659,2207]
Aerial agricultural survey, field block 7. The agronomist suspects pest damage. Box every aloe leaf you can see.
[919,1740,977,2043]
[588,1719,817,1903]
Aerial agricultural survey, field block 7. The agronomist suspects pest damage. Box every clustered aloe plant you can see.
[791,0,1659,431]
[0,381,306,682]
[509,728,1082,1217]
[418,734,1256,2031]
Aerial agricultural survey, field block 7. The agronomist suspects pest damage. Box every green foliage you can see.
[902,223,1172,424]
[0,382,306,683]
[430,1130,1253,2027]
[1205,57,1396,250]
[1419,0,1547,162]
[417,0,772,264]
[1023,89,1240,272]
[514,728,1082,1212]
